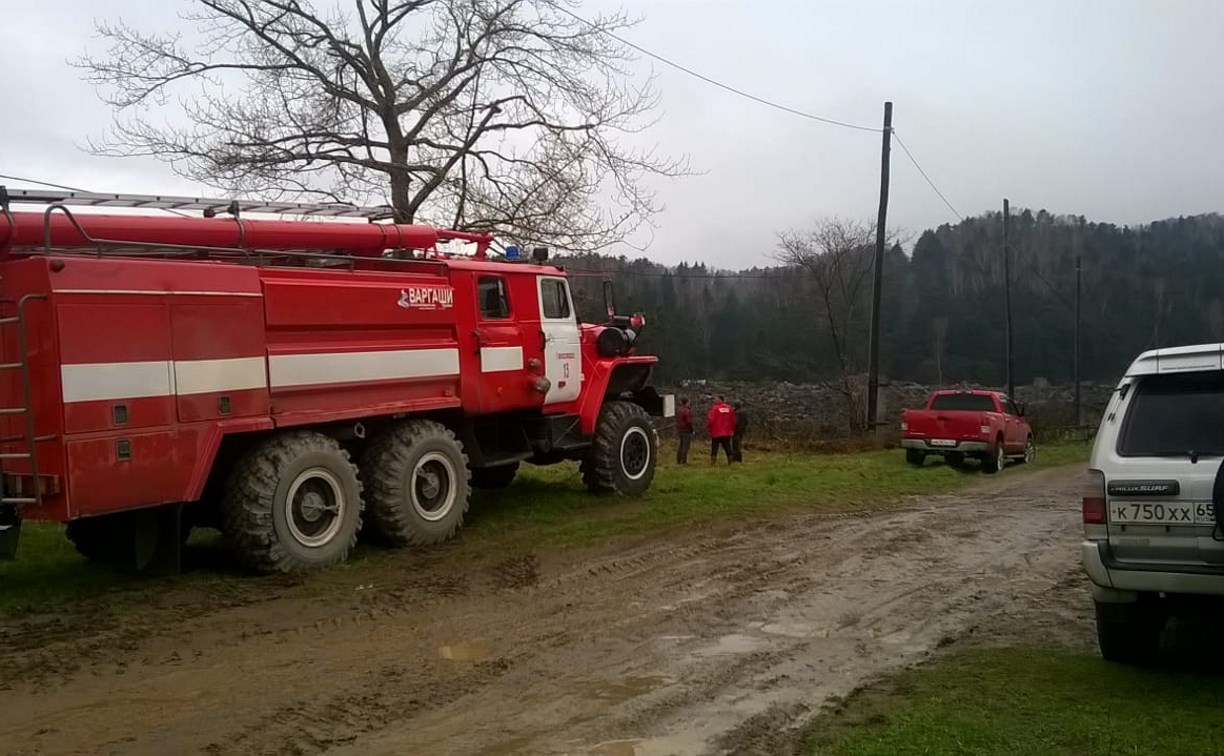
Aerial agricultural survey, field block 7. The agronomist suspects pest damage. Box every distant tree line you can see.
[564,210,1224,387]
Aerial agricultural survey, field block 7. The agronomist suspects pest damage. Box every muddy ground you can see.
[0,466,1092,755]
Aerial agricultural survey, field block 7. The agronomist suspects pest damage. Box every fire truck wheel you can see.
[581,401,657,496]
[471,463,519,490]
[224,432,363,574]
[360,420,471,547]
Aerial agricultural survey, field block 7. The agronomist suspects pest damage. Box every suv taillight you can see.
[1082,469,1106,524]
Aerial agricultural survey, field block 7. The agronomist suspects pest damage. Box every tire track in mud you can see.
[336,467,1088,756]
[0,466,1088,756]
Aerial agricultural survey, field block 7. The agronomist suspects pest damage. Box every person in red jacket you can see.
[707,395,737,465]
[675,397,694,464]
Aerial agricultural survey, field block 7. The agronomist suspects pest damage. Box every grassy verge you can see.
[459,441,1087,548]
[806,646,1224,756]
[0,442,1089,617]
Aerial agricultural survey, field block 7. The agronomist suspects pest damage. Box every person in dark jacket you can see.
[675,397,694,464]
[731,402,750,462]
[707,395,737,465]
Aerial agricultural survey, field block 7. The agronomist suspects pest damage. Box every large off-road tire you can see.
[65,513,133,563]
[223,431,363,574]
[360,420,471,547]
[581,401,657,496]
[905,449,925,466]
[471,463,519,490]
[1018,435,1037,465]
[1095,599,1165,665]
[982,437,1006,475]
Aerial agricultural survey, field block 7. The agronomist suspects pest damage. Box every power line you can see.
[1027,264,1075,311]
[555,9,974,229]
[0,173,89,192]
[893,132,963,221]
[553,7,881,133]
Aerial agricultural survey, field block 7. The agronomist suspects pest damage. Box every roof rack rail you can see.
[1,188,396,220]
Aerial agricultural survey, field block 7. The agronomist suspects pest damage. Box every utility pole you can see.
[1074,256,1082,429]
[1003,198,1014,398]
[865,101,892,437]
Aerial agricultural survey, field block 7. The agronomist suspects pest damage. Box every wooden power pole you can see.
[1003,198,1014,398]
[865,101,893,436]
[1074,256,1082,428]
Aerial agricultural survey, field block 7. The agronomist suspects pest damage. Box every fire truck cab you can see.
[0,188,672,573]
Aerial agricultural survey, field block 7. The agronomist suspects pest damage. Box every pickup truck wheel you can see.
[224,432,363,573]
[360,420,471,547]
[982,438,1005,475]
[1019,435,1036,464]
[582,401,657,496]
[905,449,925,466]
[1095,600,1164,665]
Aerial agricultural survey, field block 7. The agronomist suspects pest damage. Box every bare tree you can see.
[76,0,687,252]
[776,218,889,434]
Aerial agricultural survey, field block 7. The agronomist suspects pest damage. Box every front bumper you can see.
[901,438,990,454]
[1082,540,1224,600]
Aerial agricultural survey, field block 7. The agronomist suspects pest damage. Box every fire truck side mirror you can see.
[603,280,616,321]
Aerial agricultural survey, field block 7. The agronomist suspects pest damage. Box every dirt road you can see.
[0,466,1092,755]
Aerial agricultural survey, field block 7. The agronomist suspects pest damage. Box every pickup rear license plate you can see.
[929,439,957,447]
[1109,501,1215,525]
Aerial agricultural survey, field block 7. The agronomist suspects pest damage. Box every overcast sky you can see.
[2,0,1222,268]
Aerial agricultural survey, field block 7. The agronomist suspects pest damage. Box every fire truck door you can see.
[474,274,528,413]
[537,277,581,405]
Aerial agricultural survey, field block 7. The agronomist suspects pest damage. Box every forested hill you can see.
[561,210,1224,385]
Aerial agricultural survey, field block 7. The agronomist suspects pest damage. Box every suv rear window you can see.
[1119,371,1224,456]
[930,394,996,412]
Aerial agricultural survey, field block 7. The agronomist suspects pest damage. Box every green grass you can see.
[1032,440,1088,467]
[807,647,1224,756]
[0,442,1089,617]
[460,443,1086,548]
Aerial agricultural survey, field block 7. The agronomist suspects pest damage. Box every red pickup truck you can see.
[900,389,1035,473]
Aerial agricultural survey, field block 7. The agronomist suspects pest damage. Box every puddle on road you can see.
[584,675,671,704]
[437,642,490,661]
[691,633,769,657]
[585,737,645,755]
[761,621,827,638]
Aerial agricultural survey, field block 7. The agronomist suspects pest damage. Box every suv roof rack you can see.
[1,188,395,220]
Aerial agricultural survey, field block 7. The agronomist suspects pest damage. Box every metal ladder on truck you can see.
[0,293,50,559]
[0,192,51,559]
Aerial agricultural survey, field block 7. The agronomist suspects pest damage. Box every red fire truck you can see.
[0,188,673,573]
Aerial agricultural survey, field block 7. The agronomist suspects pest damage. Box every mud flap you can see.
[631,387,675,418]
[0,506,19,560]
[134,504,182,575]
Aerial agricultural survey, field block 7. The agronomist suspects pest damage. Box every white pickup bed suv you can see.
[1084,343,1224,664]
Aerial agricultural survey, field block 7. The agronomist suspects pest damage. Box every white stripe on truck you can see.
[60,348,460,402]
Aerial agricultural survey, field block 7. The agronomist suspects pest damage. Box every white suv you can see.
[1083,343,1224,664]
